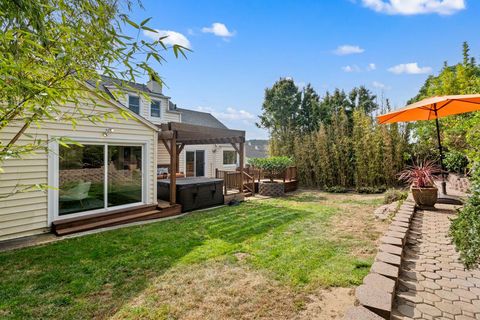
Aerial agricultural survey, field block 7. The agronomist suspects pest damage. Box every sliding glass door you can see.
[59,144,105,215]
[185,150,205,177]
[107,146,142,207]
[58,143,143,217]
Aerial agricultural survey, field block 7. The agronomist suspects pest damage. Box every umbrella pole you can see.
[434,110,447,195]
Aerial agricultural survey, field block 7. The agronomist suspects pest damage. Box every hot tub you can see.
[157,177,224,212]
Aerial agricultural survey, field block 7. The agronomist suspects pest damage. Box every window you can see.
[186,150,205,177]
[128,95,140,114]
[58,144,143,216]
[223,150,237,165]
[151,100,161,117]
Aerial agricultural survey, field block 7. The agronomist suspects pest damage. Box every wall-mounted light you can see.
[103,128,114,137]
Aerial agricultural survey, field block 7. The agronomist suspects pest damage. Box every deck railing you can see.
[216,166,297,195]
[244,166,297,182]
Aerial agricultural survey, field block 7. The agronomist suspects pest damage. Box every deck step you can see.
[54,210,163,236]
[52,204,182,236]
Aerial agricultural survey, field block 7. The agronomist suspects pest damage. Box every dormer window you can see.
[151,100,161,118]
[128,95,140,114]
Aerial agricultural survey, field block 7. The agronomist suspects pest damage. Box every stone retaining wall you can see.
[344,198,416,320]
[447,173,471,193]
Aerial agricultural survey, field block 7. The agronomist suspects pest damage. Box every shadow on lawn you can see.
[0,201,312,319]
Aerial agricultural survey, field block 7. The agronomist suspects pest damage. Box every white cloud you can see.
[196,106,254,122]
[361,0,465,15]
[342,65,361,72]
[388,62,432,74]
[367,63,377,71]
[334,45,365,56]
[372,81,391,90]
[202,22,235,37]
[143,29,191,49]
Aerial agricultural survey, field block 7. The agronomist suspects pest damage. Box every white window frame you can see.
[127,94,140,115]
[48,137,149,224]
[150,99,161,118]
[222,150,238,167]
[184,149,207,177]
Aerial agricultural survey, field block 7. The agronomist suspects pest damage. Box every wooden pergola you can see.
[158,122,246,205]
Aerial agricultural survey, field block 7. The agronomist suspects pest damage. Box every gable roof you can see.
[176,108,228,129]
[81,80,159,131]
[87,76,228,130]
[89,75,170,98]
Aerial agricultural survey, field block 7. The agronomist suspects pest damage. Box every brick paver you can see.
[393,204,480,319]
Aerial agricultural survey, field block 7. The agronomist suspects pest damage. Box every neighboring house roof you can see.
[246,139,269,158]
[176,107,228,129]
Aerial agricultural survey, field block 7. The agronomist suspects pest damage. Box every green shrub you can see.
[325,186,349,193]
[357,186,387,194]
[444,151,469,174]
[383,188,408,204]
[248,156,293,182]
[450,168,480,268]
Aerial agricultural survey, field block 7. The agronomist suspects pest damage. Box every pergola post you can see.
[170,135,177,205]
[239,141,245,193]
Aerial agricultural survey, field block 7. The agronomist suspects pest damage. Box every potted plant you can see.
[398,161,442,208]
[248,156,293,196]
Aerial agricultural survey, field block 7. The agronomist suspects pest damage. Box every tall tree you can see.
[257,78,301,155]
[298,84,320,134]
[409,42,480,164]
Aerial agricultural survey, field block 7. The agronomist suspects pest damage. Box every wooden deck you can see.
[51,203,182,236]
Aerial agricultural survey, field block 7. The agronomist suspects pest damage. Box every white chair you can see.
[60,181,91,207]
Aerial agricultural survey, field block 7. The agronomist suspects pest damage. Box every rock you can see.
[380,235,403,247]
[371,261,399,279]
[363,273,396,293]
[355,284,393,319]
[379,243,403,256]
[376,251,402,266]
[343,306,385,320]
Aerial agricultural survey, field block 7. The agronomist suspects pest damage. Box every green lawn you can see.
[0,191,386,319]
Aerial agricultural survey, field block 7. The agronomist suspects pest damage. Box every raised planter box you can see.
[258,181,285,197]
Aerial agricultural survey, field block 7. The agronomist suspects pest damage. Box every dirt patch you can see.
[111,262,354,320]
[298,287,355,320]
[324,192,389,245]
[291,190,389,259]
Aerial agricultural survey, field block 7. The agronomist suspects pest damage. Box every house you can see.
[0,81,160,241]
[98,76,242,178]
[0,77,246,241]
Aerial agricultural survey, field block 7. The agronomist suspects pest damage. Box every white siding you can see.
[0,92,157,241]
[180,144,244,178]
[157,142,185,173]
[108,88,181,125]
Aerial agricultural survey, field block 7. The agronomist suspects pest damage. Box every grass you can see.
[0,190,386,319]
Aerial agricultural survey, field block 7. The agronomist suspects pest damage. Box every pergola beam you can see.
[158,122,247,205]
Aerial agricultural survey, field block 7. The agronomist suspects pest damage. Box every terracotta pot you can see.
[411,187,438,208]
[258,181,285,197]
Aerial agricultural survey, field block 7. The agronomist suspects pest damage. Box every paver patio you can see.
[393,203,480,320]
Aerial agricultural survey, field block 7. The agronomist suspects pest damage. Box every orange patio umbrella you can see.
[377,94,480,195]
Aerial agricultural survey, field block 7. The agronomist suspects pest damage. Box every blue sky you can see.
[128,0,479,139]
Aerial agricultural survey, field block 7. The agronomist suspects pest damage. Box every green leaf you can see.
[140,17,152,26]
